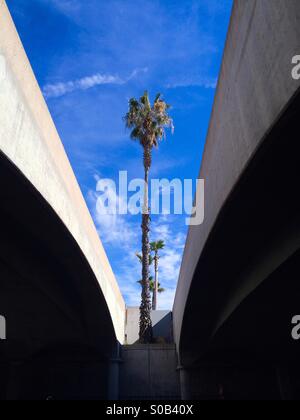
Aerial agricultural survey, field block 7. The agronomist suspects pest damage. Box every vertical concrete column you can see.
[5,363,21,401]
[178,364,226,400]
[276,367,293,401]
[108,343,122,400]
[178,365,192,400]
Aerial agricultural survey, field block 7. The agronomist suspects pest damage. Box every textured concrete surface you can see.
[120,344,180,400]
[125,308,173,345]
[179,364,280,400]
[174,0,300,354]
[0,0,125,343]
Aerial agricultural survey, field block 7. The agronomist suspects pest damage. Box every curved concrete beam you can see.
[0,0,125,343]
[174,0,300,351]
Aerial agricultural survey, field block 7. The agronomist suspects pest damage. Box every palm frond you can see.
[130,127,143,141]
[136,253,143,263]
[154,93,161,103]
[136,252,153,265]
[150,240,165,252]
[141,91,151,111]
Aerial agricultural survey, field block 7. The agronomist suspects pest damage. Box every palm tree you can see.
[125,92,173,343]
[150,240,165,310]
[137,277,165,309]
[136,252,154,267]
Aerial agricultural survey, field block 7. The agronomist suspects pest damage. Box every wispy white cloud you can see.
[119,282,141,307]
[87,185,137,249]
[159,248,182,280]
[87,181,186,310]
[166,77,218,90]
[157,287,177,311]
[43,74,122,98]
[150,157,188,177]
[44,0,81,17]
[153,221,186,249]
[43,67,148,98]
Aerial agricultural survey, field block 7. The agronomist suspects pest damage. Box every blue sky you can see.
[7,0,232,309]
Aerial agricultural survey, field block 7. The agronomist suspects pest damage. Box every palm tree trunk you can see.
[139,145,152,343]
[153,253,158,311]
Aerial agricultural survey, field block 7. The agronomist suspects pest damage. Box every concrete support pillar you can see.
[178,364,226,400]
[178,365,192,400]
[108,343,122,400]
[277,367,293,401]
[6,363,21,401]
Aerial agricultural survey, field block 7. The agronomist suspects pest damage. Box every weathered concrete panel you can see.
[125,308,174,345]
[120,345,180,400]
[0,0,125,342]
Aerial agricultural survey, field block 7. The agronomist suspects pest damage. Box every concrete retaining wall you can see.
[120,345,180,400]
[125,308,173,345]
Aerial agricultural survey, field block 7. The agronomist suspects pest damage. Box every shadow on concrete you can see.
[125,309,174,345]
[0,151,118,400]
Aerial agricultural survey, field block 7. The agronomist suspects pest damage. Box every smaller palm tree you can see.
[150,240,165,310]
[138,277,165,309]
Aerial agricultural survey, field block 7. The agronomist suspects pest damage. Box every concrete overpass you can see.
[2,0,300,401]
[174,0,300,400]
[0,0,125,400]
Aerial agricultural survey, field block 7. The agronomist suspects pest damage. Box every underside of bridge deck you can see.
[178,88,300,400]
[0,151,118,400]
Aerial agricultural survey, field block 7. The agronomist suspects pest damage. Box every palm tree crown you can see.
[150,240,165,254]
[125,92,174,158]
